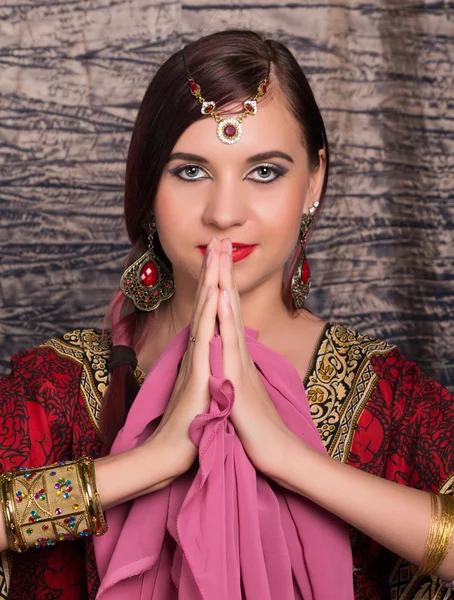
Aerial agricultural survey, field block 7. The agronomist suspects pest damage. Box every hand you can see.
[149,236,221,479]
[216,238,298,478]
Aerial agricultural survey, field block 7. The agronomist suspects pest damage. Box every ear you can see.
[302,149,326,213]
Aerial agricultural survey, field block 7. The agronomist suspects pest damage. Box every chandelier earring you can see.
[291,199,320,309]
[120,219,175,311]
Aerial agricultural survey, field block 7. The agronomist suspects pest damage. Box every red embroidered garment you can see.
[0,325,453,600]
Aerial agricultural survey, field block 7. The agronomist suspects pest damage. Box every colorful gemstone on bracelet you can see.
[65,480,71,486]
[50,471,56,476]
[16,491,22,497]
[55,508,62,515]
[58,477,65,483]
[66,486,72,492]
[73,504,80,510]
[42,525,49,531]
[63,493,70,499]
[26,528,33,535]
[67,466,74,472]
[31,511,37,517]
[29,517,35,523]
[57,490,63,496]
[40,495,46,501]
[54,483,61,489]
[34,493,40,499]
[59,461,66,465]
[16,496,22,502]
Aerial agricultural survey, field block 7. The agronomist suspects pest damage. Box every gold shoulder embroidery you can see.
[39,329,111,434]
[305,324,395,461]
[40,329,145,433]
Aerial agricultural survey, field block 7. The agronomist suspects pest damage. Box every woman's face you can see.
[154,82,325,298]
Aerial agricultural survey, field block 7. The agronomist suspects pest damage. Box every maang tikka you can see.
[291,200,320,308]
[184,54,270,144]
[120,220,174,311]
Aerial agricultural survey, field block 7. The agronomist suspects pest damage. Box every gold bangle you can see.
[0,473,27,553]
[0,458,107,551]
[76,456,108,537]
[418,492,454,577]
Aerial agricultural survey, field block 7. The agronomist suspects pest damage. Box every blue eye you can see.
[172,165,209,181]
[247,165,286,184]
[170,163,286,184]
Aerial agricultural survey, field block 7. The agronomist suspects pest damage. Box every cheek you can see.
[153,187,202,264]
[260,186,303,243]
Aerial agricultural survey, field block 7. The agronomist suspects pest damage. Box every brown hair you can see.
[101,29,329,449]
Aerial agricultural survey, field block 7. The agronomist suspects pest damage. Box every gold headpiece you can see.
[184,56,270,144]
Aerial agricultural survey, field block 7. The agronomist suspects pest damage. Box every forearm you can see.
[95,437,179,510]
[0,435,180,553]
[273,436,454,581]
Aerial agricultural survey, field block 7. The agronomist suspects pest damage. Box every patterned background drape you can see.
[1,1,453,390]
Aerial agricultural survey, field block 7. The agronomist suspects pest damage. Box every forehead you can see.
[172,84,307,162]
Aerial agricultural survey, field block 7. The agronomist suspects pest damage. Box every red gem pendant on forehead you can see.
[224,124,237,137]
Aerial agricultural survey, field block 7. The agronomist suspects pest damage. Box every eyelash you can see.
[170,164,287,185]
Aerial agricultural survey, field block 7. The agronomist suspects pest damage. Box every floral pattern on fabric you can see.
[347,349,454,599]
[0,326,453,599]
[0,332,104,600]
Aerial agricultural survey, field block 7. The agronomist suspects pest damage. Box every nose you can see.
[202,178,248,231]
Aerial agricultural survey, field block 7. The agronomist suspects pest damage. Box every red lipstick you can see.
[198,243,257,263]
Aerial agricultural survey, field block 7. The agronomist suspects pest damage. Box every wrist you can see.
[261,430,310,485]
[148,425,197,478]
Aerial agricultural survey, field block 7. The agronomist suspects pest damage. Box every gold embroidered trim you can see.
[0,551,10,599]
[39,329,144,432]
[304,324,395,461]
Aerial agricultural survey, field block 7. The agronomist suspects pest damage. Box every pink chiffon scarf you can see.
[94,327,354,599]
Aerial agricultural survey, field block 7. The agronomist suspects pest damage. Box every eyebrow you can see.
[167,151,294,165]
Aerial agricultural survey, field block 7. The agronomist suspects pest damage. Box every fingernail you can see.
[223,289,230,305]
[208,236,216,251]
[206,248,213,266]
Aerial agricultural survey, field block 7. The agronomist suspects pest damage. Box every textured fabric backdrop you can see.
[1,1,453,390]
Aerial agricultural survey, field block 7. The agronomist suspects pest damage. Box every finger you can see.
[190,285,220,376]
[191,235,216,321]
[217,285,242,378]
[218,238,247,354]
[191,237,220,337]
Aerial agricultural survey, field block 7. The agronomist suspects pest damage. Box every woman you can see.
[0,29,453,600]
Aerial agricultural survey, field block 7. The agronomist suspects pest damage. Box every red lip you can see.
[198,243,257,263]
[199,242,251,250]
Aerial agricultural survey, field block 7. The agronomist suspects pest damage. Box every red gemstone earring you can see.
[291,206,318,309]
[120,219,174,311]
